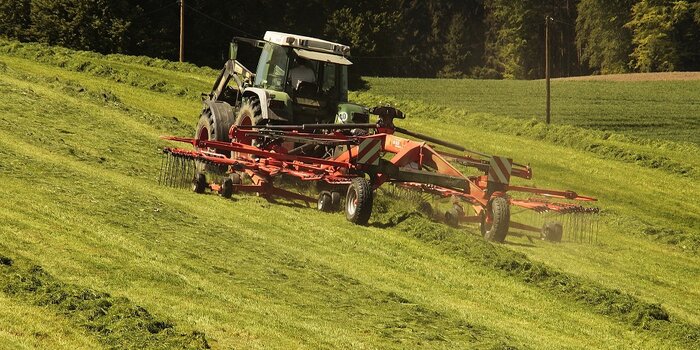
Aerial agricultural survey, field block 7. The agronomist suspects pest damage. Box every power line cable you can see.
[132,2,177,20]
[353,55,411,59]
[550,18,576,28]
[182,3,257,38]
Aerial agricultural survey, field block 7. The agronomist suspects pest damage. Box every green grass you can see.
[365,77,700,145]
[0,40,699,349]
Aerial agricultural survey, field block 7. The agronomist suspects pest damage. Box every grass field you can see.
[365,77,700,145]
[0,40,699,349]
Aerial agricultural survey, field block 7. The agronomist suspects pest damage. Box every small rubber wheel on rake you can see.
[445,209,459,227]
[480,196,510,242]
[219,173,242,199]
[330,191,342,208]
[445,203,465,227]
[318,191,334,212]
[193,173,207,194]
[541,222,563,242]
[345,178,373,225]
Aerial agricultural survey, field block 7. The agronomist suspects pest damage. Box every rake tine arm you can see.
[166,137,353,169]
[506,185,597,201]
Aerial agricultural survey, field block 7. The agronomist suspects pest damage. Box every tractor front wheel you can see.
[195,110,234,173]
[233,97,264,158]
[480,196,510,242]
[345,178,373,225]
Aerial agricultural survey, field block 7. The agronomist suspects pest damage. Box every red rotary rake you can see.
[160,106,598,242]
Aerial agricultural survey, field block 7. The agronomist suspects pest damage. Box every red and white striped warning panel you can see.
[356,138,382,165]
[488,156,513,184]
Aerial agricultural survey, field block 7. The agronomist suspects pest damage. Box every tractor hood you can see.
[293,48,352,66]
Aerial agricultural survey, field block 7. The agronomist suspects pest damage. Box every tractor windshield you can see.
[254,43,288,90]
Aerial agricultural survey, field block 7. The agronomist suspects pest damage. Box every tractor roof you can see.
[264,31,351,57]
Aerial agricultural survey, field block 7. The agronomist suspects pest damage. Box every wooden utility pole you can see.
[179,0,185,62]
[545,15,551,124]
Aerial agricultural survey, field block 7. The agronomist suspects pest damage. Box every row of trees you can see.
[1,0,698,79]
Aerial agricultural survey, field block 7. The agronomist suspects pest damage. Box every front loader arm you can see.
[209,59,254,102]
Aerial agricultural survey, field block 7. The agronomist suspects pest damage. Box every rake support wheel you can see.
[345,178,373,225]
[481,196,510,242]
[219,178,233,198]
[318,191,333,212]
[542,222,563,242]
[193,173,207,194]
[445,209,459,227]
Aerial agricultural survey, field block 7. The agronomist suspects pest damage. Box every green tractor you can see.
[196,31,369,152]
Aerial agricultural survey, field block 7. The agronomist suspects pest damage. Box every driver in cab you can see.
[289,57,316,90]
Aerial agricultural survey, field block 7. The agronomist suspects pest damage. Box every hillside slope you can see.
[0,41,698,349]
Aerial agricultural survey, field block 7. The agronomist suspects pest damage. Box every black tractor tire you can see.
[233,97,265,157]
[195,109,236,146]
[480,196,510,242]
[235,98,263,129]
[318,191,333,212]
[345,177,373,225]
[542,222,563,242]
[195,109,235,173]
[193,173,207,194]
[219,177,235,199]
[330,191,341,207]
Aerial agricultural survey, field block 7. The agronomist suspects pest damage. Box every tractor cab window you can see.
[320,63,348,102]
[255,43,288,90]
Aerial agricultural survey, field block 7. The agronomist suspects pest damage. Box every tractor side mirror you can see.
[229,41,239,60]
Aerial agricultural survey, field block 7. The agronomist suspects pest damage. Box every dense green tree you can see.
[576,0,634,74]
[30,0,137,54]
[625,0,699,72]
[0,0,31,40]
[438,13,470,78]
[0,0,697,78]
[482,0,581,79]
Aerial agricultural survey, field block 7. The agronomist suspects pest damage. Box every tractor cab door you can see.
[254,43,289,91]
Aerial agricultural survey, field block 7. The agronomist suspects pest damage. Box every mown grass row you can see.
[0,40,216,101]
[372,196,700,348]
[0,253,210,349]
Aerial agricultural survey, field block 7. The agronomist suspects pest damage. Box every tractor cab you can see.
[249,32,353,124]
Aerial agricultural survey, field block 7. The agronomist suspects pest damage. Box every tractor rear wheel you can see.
[481,196,510,242]
[345,178,373,225]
